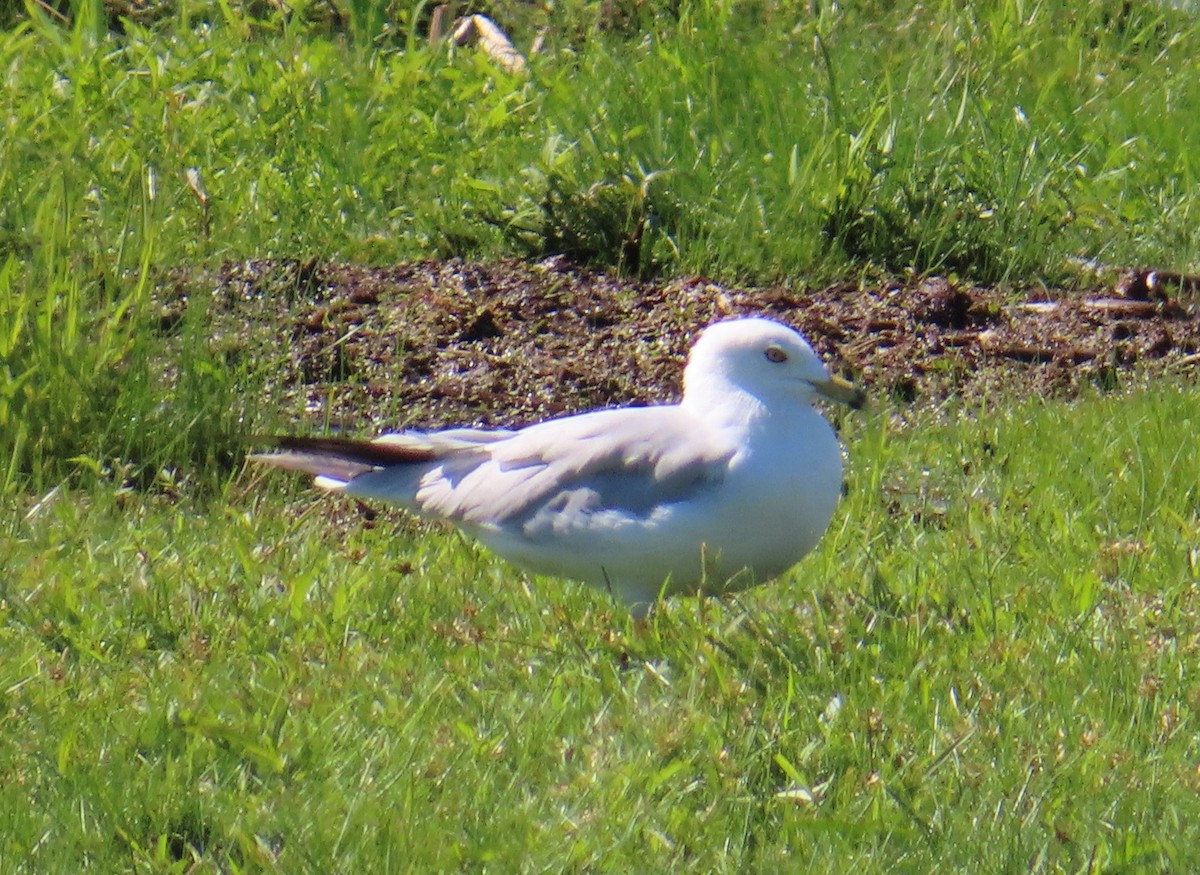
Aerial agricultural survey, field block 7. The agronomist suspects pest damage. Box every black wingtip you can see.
[248,435,438,466]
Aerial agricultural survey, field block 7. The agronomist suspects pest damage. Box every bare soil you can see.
[182,257,1200,432]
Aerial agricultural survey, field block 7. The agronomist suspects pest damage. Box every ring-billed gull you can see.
[250,317,865,614]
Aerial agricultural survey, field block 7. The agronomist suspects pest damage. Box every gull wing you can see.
[399,405,738,527]
[252,406,738,530]
[248,428,513,488]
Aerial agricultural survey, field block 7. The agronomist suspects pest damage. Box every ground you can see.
[173,258,1200,433]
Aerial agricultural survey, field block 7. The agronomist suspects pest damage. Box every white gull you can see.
[250,317,865,615]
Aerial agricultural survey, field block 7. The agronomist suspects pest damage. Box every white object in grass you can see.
[250,317,865,615]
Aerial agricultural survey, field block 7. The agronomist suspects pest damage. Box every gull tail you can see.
[248,436,438,488]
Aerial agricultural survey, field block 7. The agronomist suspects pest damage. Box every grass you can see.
[4,0,1200,483]
[3,383,1199,871]
[2,0,1200,870]
[6,0,1200,278]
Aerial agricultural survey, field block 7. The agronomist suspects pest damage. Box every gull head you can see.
[683,317,865,411]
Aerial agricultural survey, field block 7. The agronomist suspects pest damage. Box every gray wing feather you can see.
[251,429,514,490]
[262,407,735,529]
[398,406,736,526]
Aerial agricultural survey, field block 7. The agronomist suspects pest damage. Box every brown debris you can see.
[182,258,1200,432]
[1115,268,1200,302]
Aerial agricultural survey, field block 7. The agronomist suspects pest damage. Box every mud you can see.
[177,258,1200,431]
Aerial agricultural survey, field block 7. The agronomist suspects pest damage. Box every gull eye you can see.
[764,346,788,364]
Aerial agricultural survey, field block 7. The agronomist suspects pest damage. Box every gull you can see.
[250,317,865,615]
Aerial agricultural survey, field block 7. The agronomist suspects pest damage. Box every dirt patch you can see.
[178,258,1200,432]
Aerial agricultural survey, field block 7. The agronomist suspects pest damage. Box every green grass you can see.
[5,0,1200,278]
[2,383,1198,871]
[3,2,1200,870]
[4,0,1200,484]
